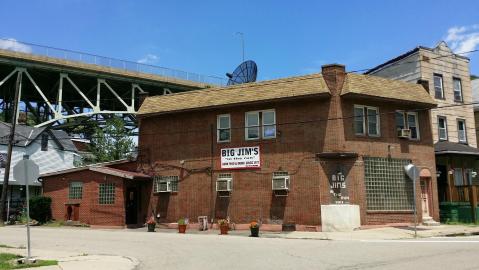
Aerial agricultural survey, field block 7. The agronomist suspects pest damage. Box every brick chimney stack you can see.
[321,64,346,96]
[321,64,347,152]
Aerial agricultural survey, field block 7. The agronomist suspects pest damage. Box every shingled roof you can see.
[341,73,436,106]
[138,72,436,116]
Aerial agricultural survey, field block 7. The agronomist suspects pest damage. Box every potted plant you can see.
[178,218,187,233]
[250,221,259,237]
[218,219,229,235]
[146,216,156,232]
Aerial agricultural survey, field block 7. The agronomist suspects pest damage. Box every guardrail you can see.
[0,38,226,86]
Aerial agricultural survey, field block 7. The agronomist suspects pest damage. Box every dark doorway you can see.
[436,165,447,202]
[125,187,138,225]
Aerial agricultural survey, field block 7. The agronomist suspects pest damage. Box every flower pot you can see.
[250,226,259,237]
[147,223,156,232]
[220,225,229,235]
[178,224,187,233]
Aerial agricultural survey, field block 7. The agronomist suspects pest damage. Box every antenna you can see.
[226,60,258,85]
[236,32,244,62]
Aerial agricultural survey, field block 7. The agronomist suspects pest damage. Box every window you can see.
[433,74,444,99]
[0,153,6,168]
[465,169,474,186]
[69,182,83,199]
[457,119,467,143]
[395,111,420,139]
[453,78,463,102]
[154,176,179,193]
[245,110,276,140]
[364,157,414,211]
[454,168,464,186]
[99,183,115,204]
[41,134,48,151]
[354,105,379,137]
[438,116,448,141]
[217,114,231,142]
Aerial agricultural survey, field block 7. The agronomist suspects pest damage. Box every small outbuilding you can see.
[41,160,151,228]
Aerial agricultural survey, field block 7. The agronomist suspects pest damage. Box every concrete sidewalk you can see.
[139,224,479,241]
[0,247,139,270]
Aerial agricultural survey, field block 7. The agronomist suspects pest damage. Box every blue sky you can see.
[1,0,479,80]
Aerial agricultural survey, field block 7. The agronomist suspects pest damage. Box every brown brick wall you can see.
[42,170,126,226]
[138,88,438,226]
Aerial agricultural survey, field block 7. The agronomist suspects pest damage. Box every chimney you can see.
[417,79,430,93]
[321,64,346,95]
[138,91,149,107]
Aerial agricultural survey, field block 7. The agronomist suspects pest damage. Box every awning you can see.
[316,152,358,159]
[435,141,479,156]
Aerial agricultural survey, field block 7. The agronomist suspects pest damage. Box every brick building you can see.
[41,64,439,229]
[136,64,438,229]
[42,160,151,228]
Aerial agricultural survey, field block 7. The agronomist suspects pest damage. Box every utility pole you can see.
[0,70,22,225]
[236,32,244,62]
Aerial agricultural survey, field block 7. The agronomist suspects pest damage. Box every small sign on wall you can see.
[329,166,350,204]
[221,146,260,169]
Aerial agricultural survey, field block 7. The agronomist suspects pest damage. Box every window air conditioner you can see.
[216,179,232,192]
[272,176,290,191]
[157,181,172,192]
[397,129,411,139]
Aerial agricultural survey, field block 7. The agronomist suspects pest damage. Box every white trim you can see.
[438,116,448,141]
[245,111,260,140]
[217,114,231,143]
[354,105,380,137]
[457,118,467,143]
[354,105,366,136]
[262,109,276,139]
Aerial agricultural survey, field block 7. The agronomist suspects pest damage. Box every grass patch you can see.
[0,253,57,269]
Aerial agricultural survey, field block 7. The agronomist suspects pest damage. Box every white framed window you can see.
[354,105,380,137]
[262,110,276,139]
[217,114,231,142]
[433,74,444,99]
[245,110,276,140]
[453,78,463,102]
[457,119,467,143]
[454,168,464,186]
[438,116,448,141]
[395,111,420,140]
[154,176,179,193]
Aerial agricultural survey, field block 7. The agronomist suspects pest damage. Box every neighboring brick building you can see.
[41,160,151,227]
[135,64,438,229]
[367,42,479,220]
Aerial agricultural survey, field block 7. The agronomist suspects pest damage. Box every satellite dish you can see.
[226,60,258,85]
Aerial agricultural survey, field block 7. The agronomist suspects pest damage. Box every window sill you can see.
[367,210,414,214]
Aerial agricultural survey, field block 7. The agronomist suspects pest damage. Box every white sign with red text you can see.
[221,146,260,169]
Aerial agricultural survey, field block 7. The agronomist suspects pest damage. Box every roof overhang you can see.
[316,152,359,159]
[340,92,437,108]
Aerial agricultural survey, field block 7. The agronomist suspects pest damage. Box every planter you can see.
[178,224,187,233]
[147,223,156,232]
[219,225,229,235]
[250,226,259,237]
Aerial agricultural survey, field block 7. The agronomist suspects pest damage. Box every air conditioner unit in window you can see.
[216,179,232,192]
[272,176,290,191]
[157,182,172,192]
[397,129,411,139]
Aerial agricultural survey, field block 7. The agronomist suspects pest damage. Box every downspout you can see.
[210,124,215,226]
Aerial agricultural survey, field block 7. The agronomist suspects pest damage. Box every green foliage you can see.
[0,253,57,269]
[29,197,52,224]
[86,116,135,164]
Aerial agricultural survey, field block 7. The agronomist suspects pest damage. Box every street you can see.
[1,226,479,270]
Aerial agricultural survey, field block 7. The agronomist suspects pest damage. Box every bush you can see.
[29,196,52,224]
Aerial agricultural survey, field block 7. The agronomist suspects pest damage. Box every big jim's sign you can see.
[220,146,260,169]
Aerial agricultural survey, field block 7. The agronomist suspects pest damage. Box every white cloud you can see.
[445,24,479,55]
[137,54,159,64]
[0,38,32,53]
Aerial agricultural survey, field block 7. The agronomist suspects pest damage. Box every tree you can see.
[86,116,135,164]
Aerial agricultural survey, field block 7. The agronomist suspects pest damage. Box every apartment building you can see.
[367,41,479,207]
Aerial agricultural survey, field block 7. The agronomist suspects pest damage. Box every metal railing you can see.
[0,38,226,86]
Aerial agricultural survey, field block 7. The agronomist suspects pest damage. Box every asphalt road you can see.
[1,226,479,270]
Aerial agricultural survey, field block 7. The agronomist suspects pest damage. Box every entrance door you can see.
[125,188,138,225]
[420,179,431,218]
